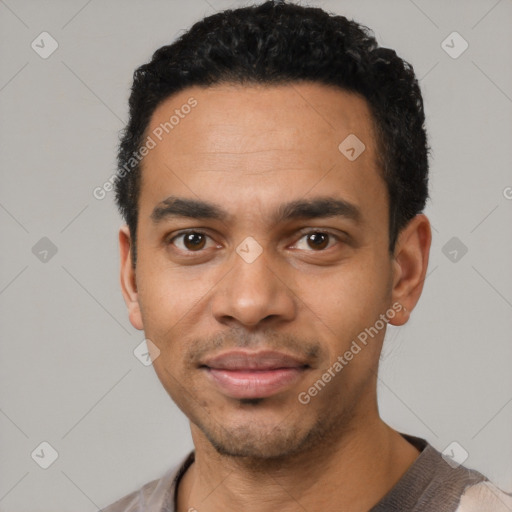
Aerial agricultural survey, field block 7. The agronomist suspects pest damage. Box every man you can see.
[104,1,512,510]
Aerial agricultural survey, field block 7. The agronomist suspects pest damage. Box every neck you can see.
[177,417,420,512]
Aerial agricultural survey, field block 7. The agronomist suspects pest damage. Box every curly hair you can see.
[114,0,429,267]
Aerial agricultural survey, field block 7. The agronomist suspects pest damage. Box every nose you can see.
[210,242,297,329]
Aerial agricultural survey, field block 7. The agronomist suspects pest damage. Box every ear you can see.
[389,214,431,326]
[119,225,144,331]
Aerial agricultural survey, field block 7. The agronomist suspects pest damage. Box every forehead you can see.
[139,82,386,226]
[145,81,377,158]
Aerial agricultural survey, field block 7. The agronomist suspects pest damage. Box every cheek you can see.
[136,261,207,328]
[304,254,391,355]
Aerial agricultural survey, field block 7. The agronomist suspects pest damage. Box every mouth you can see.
[199,350,310,400]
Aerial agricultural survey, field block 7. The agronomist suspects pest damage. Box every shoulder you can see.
[102,478,161,512]
[455,481,512,512]
[101,451,195,512]
[372,434,510,512]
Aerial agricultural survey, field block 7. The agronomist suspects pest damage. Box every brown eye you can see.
[306,232,329,250]
[170,231,212,252]
[293,230,339,251]
[183,232,206,250]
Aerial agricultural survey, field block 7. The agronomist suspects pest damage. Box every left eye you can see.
[293,231,339,251]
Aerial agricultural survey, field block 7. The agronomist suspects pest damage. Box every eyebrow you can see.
[150,195,361,225]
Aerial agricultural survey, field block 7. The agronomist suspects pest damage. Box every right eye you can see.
[167,230,215,252]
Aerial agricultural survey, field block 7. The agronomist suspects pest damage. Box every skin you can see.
[119,82,431,511]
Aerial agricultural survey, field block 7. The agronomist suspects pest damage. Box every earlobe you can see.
[389,214,431,326]
[119,225,144,331]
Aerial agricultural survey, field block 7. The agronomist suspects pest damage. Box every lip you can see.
[200,350,309,399]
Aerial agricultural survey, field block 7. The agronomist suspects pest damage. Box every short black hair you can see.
[114,0,429,267]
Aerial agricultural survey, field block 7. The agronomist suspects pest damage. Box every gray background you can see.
[1,0,511,510]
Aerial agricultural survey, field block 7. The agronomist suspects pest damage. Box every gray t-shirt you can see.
[102,434,512,511]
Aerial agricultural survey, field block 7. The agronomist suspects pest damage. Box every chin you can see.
[206,426,308,460]
[194,409,328,461]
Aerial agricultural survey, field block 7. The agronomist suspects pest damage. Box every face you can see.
[120,82,430,459]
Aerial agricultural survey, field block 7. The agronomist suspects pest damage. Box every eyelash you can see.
[166,229,344,254]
